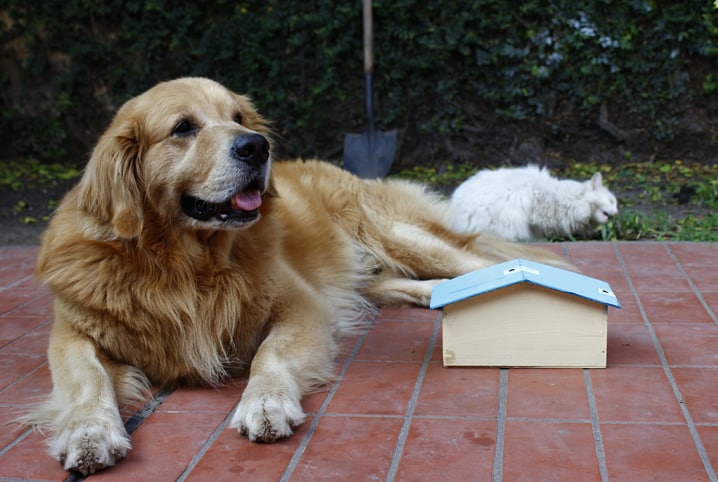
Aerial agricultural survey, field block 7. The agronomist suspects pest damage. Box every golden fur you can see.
[27,77,574,474]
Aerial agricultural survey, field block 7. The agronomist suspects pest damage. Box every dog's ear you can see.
[78,119,144,239]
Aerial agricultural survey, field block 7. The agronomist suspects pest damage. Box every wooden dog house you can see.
[430,259,621,368]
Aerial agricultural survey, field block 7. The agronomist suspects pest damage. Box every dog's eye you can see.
[172,119,197,137]
[233,112,243,125]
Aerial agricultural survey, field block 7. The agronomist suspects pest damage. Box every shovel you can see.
[343,0,397,178]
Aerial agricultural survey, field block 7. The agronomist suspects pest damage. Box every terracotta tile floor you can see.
[0,242,716,481]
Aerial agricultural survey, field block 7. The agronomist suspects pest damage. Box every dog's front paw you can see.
[50,421,131,475]
[229,378,306,443]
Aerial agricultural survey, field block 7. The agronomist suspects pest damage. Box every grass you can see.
[0,157,716,241]
[1,158,81,224]
[394,159,718,242]
[0,158,80,189]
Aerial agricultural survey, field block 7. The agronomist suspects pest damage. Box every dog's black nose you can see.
[231,134,270,167]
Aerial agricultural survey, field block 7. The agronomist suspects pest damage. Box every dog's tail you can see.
[469,233,578,272]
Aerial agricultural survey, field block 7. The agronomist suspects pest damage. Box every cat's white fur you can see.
[449,165,618,241]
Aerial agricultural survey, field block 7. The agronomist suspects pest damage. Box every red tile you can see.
[698,425,718,473]
[334,333,363,364]
[291,416,401,481]
[300,388,332,415]
[566,242,627,287]
[1,244,717,481]
[601,423,708,481]
[431,331,444,362]
[375,307,439,322]
[355,320,435,362]
[531,242,567,259]
[327,362,420,415]
[0,246,38,265]
[0,355,46,393]
[606,324,661,366]
[0,363,52,404]
[396,418,495,480]
[0,321,52,356]
[503,421,601,481]
[673,368,718,424]
[0,406,31,451]
[701,292,718,316]
[565,241,616,261]
[608,297,644,324]
[185,417,311,481]
[618,244,692,293]
[158,380,247,414]
[639,291,714,324]
[0,430,70,480]
[414,364,499,417]
[654,323,718,366]
[94,412,224,481]
[4,292,53,318]
[0,289,42,316]
[669,243,718,293]
[0,271,36,291]
[0,315,48,348]
[507,369,589,420]
[590,367,684,423]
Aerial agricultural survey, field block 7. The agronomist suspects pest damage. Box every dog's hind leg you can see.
[380,222,575,280]
[380,222,493,279]
[363,276,447,307]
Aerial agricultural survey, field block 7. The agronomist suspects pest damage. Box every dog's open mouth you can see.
[181,189,263,223]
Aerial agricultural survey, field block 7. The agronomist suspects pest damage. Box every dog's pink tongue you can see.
[231,190,262,211]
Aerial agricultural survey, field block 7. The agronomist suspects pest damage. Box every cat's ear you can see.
[590,172,603,190]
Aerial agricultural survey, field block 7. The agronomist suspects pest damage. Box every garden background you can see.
[1,0,717,243]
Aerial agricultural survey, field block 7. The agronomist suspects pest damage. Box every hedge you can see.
[1,0,716,165]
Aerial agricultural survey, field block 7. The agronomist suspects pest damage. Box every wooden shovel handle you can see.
[363,0,373,74]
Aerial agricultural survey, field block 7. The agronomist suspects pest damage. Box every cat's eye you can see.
[172,119,197,137]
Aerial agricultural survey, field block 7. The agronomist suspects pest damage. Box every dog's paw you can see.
[229,380,306,443]
[49,421,131,475]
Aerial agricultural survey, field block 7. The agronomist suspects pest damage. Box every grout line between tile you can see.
[176,406,235,482]
[492,368,508,482]
[124,387,173,435]
[278,314,378,482]
[320,412,402,419]
[0,291,49,322]
[0,359,47,397]
[595,420,687,426]
[561,241,569,260]
[58,388,175,482]
[664,243,718,325]
[0,274,34,293]
[0,426,31,459]
[615,243,717,482]
[0,478,53,482]
[384,310,442,482]
[63,470,83,482]
[412,414,497,421]
[584,369,609,482]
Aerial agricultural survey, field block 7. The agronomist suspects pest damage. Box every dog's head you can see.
[78,77,275,240]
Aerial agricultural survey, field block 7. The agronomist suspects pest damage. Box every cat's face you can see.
[592,190,619,224]
[588,172,619,224]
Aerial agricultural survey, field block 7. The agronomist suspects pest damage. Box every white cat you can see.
[448,165,618,241]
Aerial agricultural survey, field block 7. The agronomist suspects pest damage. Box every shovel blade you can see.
[343,129,397,178]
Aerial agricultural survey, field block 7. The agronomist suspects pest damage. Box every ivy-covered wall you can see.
[1,0,716,165]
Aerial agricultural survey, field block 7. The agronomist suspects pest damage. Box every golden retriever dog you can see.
[27,77,574,474]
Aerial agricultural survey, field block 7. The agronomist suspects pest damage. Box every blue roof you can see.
[429,259,621,309]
